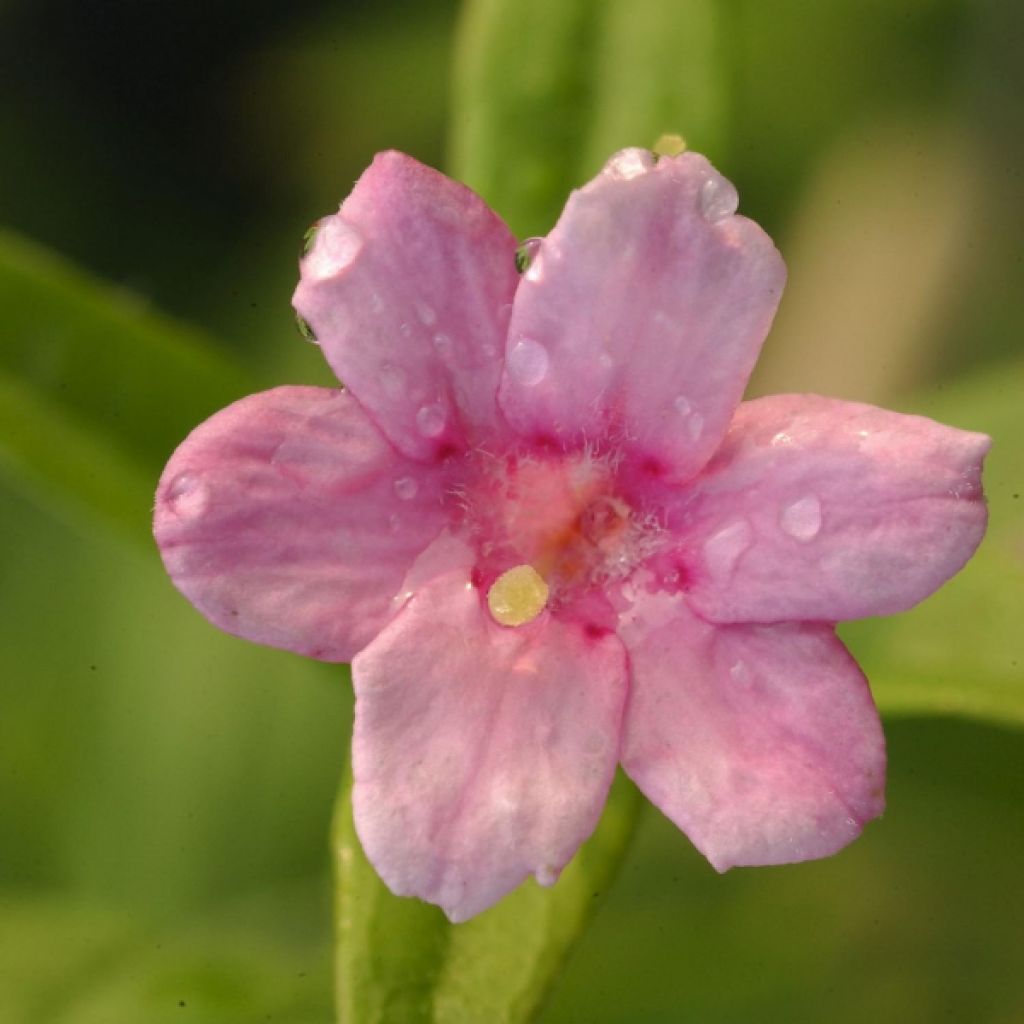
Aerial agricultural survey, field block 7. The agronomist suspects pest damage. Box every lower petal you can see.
[154,386,449,662]
[351,570,628,922]
[619,593,885,871]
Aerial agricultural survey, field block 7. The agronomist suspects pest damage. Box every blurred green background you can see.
[1,0,1022,1021]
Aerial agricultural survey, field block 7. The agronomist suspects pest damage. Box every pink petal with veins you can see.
[351,563,627,922]
[620,593,885,871]
[155,386,447,662]
[679,394,990,624]
[499,149,786,481]
[293,151,520,461]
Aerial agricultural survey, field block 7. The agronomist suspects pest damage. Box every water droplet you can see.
[380,364,408,399]
[415,301,437,326]
[730,660,752,684]
[515,237,543,273]
[535,864,559,887]
[507,338,550,386]
[294,311,317,344]
[399,322,412,338]
[686,412,704,441]
[673,395,692,416]
[432,332,454,360]
[393,477,418,501]
[604,148,656,181]
[302,218,363,280]
[697,173,739,223]
[779,495,822,541]
[770,431,793,447]
[388,514,401,532]
[415,402,446,437]
[703,520,753,580]
[167,472,209,519]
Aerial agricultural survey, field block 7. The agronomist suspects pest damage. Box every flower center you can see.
[487,564,549,627]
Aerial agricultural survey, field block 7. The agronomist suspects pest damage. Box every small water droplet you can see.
[703,520,753,580]
[393,477,418,501]
[598,352,613,369]
[415,301,437,326]
[294,311,317,344]
[167,472,209,519]
[771,431,793,447]
[368,291,384,314]
[415,402,446,437]
[673,395,692,416]
[302,218,363,279]
[698,173,739,223]
[432,332,454,360]
[779,495,822,541]
[399,322,412,338]
[515,237,543,273]
[604,148,656,181]
[380,364,408,399]
[686,412,704,441]
[507,338,550,386]
[535,864,559,887]
[730,660,752,684]
[388,514,401,532]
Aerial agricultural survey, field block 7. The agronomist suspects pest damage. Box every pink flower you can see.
[154,148,990,922]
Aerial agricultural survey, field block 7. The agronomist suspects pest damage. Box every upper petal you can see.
[678,394,991,624]
[293,151,520,461]
[498,149,786,480]
[351,569,628,922]
[619,593,885,871]
[154,386,448,662]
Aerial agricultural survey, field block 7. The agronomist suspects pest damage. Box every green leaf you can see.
[841,359,1024,727]
[333,768,641,1023]
[0,229,250,545]
[450,0,725,237]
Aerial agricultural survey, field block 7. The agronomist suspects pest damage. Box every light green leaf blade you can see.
[0,229,250,544]
[333,769,641,1023]
[451,0,725,237]
[842,359,1024,726]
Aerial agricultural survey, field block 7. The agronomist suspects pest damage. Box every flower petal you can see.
[498,149,786,480]
[351,569,628,922]
[293,151,520,461]
[619,593,885,871]
[154,386,448,662]
[678,394,991,623]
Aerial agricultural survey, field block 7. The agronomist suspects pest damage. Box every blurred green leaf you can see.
[843,358,1024,726]
[451,0,724,236]
[0,892,330,1024]
[333,768,641,1023]
[0,230,250,544]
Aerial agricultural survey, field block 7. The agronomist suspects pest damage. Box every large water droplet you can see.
[604,148,656,181]
[167,472,208,519]
[703,520,753,580]
[698,173,739,223]
[779,495,822,541]
[415,402,446,437]
[303,218,363,280]
[416,301,437,326]
[507,338,550,386]
[393,476,418,501]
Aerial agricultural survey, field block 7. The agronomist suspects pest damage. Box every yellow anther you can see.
[653,133,687,157]
[487,564,549,627]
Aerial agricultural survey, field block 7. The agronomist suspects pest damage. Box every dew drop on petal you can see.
[507,338,550,386]
[698,173,739,223]
[604,148,656,181]
[730,659,752,684]
[515,237,543,273]
[393,477,418,501]
[535,864,560,887]
[415,301,437,326]
[673,395,692,416]
[686,412,704,441]
[779,495,822,541]
[303,218,363,280]
[415,402,446,437]
[167,472,209,519]
[432,332,454,360]
[703,519,753,580]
